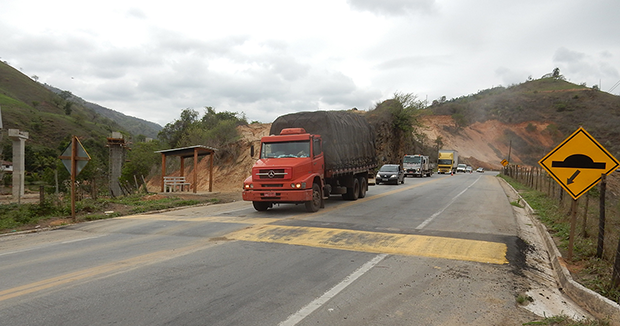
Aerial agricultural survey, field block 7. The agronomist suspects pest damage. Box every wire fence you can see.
[502,165,620,289]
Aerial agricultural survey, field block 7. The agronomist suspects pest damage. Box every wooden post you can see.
[613,229,620,288]
[160,154,166,193]
[209,152,213,192]
[567,198,578,261]
[71,136,77,222]
[39,185,45,206]
[582,195,589,237]
[597,173,606,259]
[193,148,198,193]
[180,156,185,177]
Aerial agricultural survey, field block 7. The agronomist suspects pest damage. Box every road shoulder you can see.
[498,176,620,325]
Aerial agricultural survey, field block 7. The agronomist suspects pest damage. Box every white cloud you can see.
[1,0,619,126]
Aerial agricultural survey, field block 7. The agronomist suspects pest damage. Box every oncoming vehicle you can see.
[402,154,432,177]
[456,164,467,173]
[376,164,405,185]
[466,166,473,173]
[243,111,376,212]
[476,167,485,173]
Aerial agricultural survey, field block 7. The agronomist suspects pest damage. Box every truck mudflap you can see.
[242,189,313,202]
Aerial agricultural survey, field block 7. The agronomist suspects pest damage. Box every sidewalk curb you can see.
[500,178,620,325]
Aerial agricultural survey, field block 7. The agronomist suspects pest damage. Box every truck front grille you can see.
[256,169,287,179]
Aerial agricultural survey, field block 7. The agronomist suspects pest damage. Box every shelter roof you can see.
[155,145,217,159]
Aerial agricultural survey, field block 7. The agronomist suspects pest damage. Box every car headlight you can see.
[376,174,380,178]
[389,175,397,179]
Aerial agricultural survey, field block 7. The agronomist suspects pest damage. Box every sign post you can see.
[539,127,619,260]
[59,136,91,221]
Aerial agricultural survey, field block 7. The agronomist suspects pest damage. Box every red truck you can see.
[243,110,377,212]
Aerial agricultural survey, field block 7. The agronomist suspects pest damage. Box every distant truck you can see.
[242,111,377,212]
[403,154,433,177]
[437,149,458,174]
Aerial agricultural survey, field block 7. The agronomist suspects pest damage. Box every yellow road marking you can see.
[227,225,508,264]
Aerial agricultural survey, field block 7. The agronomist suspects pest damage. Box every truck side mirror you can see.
[250,145,255,157]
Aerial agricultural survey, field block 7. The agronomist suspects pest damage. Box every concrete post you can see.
[107,132,126,197]
[8,129,29,198]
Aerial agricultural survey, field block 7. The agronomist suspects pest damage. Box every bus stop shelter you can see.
[155,145,217,193]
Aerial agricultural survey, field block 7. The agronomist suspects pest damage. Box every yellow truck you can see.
[437,149,458,174]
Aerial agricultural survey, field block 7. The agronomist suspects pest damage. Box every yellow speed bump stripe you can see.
[227,225,508,264]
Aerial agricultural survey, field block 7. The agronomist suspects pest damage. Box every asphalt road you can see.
[0,172,546,325]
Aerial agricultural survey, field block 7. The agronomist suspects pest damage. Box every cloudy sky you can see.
[1,0,619,126]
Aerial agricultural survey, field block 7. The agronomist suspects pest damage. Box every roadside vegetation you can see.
[0,193,221,233]
[499,173,620,305]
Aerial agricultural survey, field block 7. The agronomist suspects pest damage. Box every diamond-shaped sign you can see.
[59,137,91,176]
[539,127,619,200]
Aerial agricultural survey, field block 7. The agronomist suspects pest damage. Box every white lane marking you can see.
[0,235,105,257]
[278,254,387,326]
[415,176,481,230]
[61,235,105,244]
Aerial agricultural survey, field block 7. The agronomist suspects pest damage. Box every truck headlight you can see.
[244,183,253,189]
[291,182,306,189]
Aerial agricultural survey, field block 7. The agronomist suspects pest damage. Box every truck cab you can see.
[243,128,325,212]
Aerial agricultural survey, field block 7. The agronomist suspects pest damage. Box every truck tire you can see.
[252,201,270,211]
[305,183,321,212]
[358,177,367,198]
[343,178,359,200]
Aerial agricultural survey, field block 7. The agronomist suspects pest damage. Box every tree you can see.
[552,67,561,78]
[63,102,73,115]
[59,90,73,100]
[120,140,163,183]
[157,108,199,147]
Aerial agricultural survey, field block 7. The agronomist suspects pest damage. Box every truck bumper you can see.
[242,189,313,202]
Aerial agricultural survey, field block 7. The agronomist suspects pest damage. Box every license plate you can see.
[263,192,277,197]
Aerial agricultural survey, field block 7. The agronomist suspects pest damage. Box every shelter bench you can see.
[163,176,191,192]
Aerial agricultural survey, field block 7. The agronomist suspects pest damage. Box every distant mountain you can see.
[44,85,162,139]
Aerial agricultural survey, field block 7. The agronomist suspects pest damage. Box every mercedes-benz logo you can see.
[267,170,275,178]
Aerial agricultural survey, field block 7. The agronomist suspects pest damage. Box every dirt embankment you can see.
[419,116,556,170]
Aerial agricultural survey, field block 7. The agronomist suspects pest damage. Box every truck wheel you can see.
[343,178,359,200]
[305,183,321,212]
[252,201,270,211]
[358,177,367,198]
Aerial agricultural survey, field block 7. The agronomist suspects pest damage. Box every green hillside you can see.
[0,61,129,149]
[429,77,620,162]
[43,84,162,139]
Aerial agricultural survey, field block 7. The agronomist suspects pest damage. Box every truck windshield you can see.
[438,159,452,165]
[403,156,420,164]
[261,141,311,158]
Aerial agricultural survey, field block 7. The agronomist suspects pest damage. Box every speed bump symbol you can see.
[551,154,606,169]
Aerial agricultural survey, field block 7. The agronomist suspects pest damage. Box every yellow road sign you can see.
[501,159,508,167]
[539,127,619,200]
